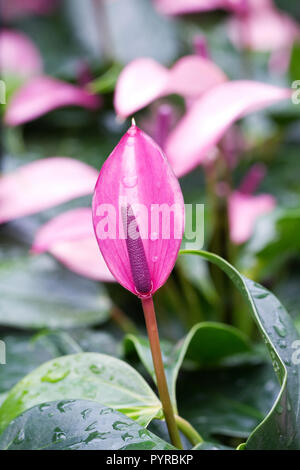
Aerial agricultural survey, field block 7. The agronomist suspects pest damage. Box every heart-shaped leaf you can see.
[0,353,162,433]
[0,254,111,329]
[0,400,173,450]
[180,250,300,450]
[124,322,251,411]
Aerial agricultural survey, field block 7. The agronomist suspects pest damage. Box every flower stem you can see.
[175,415,203,447]
[141,296,183,449]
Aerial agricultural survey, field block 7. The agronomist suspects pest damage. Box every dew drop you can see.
[39,403,51,412]
[122,175,137,188]
[112,421,128,431]
[41,365,70,383]
[150,231,158,240]
[13,430,25,445]
[273,319,287,338]
[121,432,134,441]
[152,255,158,263]
[89,364,105,375]
[84,431,109,443]
[52,427,66,443]
[81,408,92,420]
[279,340,287,349]
[57,399,75,413]
[85,421,97,432]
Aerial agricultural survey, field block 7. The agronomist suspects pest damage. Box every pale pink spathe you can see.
[0,158,98,223]
[0,29,42,80]
[229,191,275,244]
[114,56,226,118]
[5,76,101,126]
[92,123,185,295]
[32,208,115,282]
[166,81,291,177]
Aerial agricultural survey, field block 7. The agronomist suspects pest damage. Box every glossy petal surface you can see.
[92,124,184,295]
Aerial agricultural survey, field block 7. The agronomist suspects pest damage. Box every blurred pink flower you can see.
[0,157,98,223]
[2,0,58,20]
[92,122,185,296]
[0,29,42,80]
[229,164,275,244]
[32,208,115,281]
[114,55,227,118]
[228,0,300,52]
[1,29,101,126]
[5,76,101,126]
[153,0,243,15]
[0,157,113,281]
[165,80,291,177]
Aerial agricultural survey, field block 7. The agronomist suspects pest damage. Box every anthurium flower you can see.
[0,157,98,223]
[0,29,42,82]
[5,76,101,126]
[114,55,227,118]
[92,121,185,296]
[32,208,114,281]
[166,80,291,177]
[1,29,101,126]
[228,0,300,52]
[229,164,275,244]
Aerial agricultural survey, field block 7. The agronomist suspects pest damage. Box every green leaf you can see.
[0,353,162,433]
[0,335,54,395]
[180,250,300,450]
[177,362,278,440]
[124,322,251,411]
[88,63,123,94]
[290,42,300,82]
[0,400,173,450]
[193,442,232,450]
[0,254,111,329]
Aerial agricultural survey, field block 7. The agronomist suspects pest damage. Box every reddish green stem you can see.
[141,296,183,449]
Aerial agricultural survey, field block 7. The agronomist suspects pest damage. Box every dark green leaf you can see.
[0,254,111,329]
[193,442,232,450]
[180,250,300,450]
[0,353,162,433]
[0,400,173,450]
[124,322,251,411]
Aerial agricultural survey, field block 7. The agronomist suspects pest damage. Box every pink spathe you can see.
[0,29,42,80]
[166,81,291,177]
[32,208,115,282]
[114,56,226,118]
[92,123,185,296]
[5,76,101,126]
[0,158,98,223]
[229,192,275,244]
